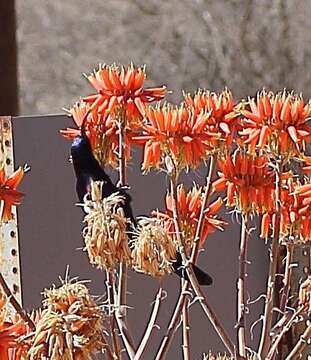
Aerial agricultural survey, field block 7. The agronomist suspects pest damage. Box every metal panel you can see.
[0,116,22,316]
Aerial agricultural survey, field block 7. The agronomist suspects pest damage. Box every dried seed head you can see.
[82,181,132,271]
[299,276,311,314]
[131,217,177,277]
[28,280,107,359]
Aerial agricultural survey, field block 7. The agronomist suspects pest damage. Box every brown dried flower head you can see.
[28,279,107,360]
[299,276,311,313]
[131,217,177,277]
[82,181,132,271]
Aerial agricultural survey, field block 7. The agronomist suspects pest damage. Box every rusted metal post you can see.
[0,116,22,316]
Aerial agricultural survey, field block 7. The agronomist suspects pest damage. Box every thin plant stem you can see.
[118,109,127,187]
[113,277,136,360]
[134,287,163,360]
[184,155,214,359]
[277,243,294,358]
[190,155,215,263]
[285,322,311,359]
[170,171,191,360]
[155,282,189,360]
[237,214,248,358]
[117,110,127,314]
[103,335,116,360]
[115,313,136,360]
[182,279,191,360]
[116,108,132,351]
[170,177,235,357]
[184,266,236,357]
[0,272,35,331]
[106,271,121,360]
[279,243,294,314]
[117,262,128,319]
[266,306,304,360]
[258,160,282,359]
[155,159,218,359]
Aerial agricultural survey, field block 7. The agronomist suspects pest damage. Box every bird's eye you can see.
[68,155,73,163]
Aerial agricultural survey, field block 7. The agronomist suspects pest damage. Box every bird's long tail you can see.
[172,252,213,286]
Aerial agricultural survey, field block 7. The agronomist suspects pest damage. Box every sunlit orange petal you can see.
[280,96,291,122]
[260,213,271,239]
[212,177,227,192]
[258,125,270,148]
[227,182,235,206]
[207,197,223,215]
[5,168,24,189]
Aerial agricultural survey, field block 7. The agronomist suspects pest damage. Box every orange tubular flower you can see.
[61,100,128,167]
[213,153,275,215]
[61,64,166,168]
[289,181,311,242]
[84,63,167,125]
[0,319,29,360]
[184,89,238,149]
[239,90,311,158]
[60,100,91,140]
[155,185,225,251]
[0,166,25,222]
[302,156,311,174]
[260,179,311,243]
[0,291,33,360]
[137,104,217,171]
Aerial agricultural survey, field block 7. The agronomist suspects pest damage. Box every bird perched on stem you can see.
[70,133,212,286]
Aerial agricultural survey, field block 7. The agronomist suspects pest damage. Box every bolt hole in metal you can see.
[13,284,18,294]
[10,231,15,238]
[12,267,18,274]
[6,158,11,165]
[3,122,9,129]
[11,249,17,256]
[4,140,10,147]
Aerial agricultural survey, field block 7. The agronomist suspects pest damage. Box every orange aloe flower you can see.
[238,90,311,158]
[61,100,130,167]
[0,291,33,360]
[137,103,217,171]
[213,152,275,215]
[84,63,167,125]
[61,64,166,168]
[0,319,29,360]
[302,156,311,174]
[0,166,25,222]
[60,100,91,140]
[184,89,238,149]
[155,185,225,251]
[260,178,311,242]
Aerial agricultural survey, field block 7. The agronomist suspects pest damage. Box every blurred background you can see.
[1,0,311,115]
[0,0,310,358]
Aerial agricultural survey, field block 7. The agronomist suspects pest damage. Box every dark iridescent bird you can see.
[71,135,135,224]
[70,134,212,286]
